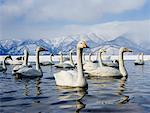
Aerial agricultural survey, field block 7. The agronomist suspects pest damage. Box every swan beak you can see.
[127,49,132,52]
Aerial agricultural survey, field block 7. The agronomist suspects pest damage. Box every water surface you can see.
[0,61,150,113]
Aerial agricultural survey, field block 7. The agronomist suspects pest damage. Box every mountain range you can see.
[0,33,149,55]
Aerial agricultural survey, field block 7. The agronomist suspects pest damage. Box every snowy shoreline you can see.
[0,55,150,63]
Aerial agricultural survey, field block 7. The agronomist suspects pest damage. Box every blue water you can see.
[0,61,150,113]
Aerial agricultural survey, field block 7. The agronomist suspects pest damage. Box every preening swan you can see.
[54,40,89,87]
[54,52,64,68]
[134,53,144,65]
[86,47,132,77]
[15,47,47,77]
[40,53,55,66]
[0,55,12,72]
[13,49,31,73]
[63,50,75,68]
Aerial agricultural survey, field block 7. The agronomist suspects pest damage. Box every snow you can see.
[0,55,150,63]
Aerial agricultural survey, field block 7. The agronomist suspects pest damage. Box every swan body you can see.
[15,47,47,77]
[83,52,98,71]
[54,40,89,87]
[103,60,119,68]
[13,49,31,74]
[134,53,144,65]
[63,50,75,68]
[0,55,12,72]
[86,47,132,77]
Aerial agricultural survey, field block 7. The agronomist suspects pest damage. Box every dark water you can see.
[0,61,150,113]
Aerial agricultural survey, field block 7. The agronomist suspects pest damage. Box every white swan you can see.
[63,50,75,68]
[40,53,55,66]
[13,49,31,73]
[83,52,98,72]
[54,40,89,87]
[15,47,47,77]
[86,47,132,77]
[134,53,144,65]
[54,51,64,68]
[0,55,12,72]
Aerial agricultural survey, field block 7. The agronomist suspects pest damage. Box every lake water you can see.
[0,60,150,113]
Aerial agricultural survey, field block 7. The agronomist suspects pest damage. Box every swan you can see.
[54,40,89,87]
[40,53,55,66]
[54,51,64,68]
[134,53,144,65]
[13,49,31,73]
[83,52,98,72]
[15,47,47,77]
[63,50,75,68]
[0,55,12,72]
[86,47,132,77]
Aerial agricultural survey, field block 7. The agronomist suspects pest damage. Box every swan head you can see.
[50,53,54,56]
[120,47,132,53]
[77,41,89,49]
[99,49,106,53]
[36,47,48,52]
[5,55,13,60]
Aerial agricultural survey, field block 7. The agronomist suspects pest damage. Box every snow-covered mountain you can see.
[0,33,149,55]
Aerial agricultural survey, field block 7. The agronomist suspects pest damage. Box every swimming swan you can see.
[13,49,31,73]
[15,47,47,77]
[54,41,89,87]
[63,50,75,68]
[86,47,132,77]
[134,53,144,65]
[54,51,64,68]
[83,52,98,71]
[0,55,12,72]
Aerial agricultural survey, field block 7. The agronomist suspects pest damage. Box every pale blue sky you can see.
[0,0,149,40]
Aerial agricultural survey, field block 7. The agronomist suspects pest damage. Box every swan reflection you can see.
[56,87,87,113]
[14,77,41,96]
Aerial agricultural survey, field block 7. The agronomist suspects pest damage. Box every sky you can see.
[0,0,150,42]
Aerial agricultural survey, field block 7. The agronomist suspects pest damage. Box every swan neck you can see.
[119,51,127,76]
[2,58,6,69]
[23,51,28,66]
[50,55,53,63]
[98,52,103,67]
[36,51,40,70]
[60,54,63,64]
[70,52,74,65]
[77,48,84,82]
[89,53,92,62]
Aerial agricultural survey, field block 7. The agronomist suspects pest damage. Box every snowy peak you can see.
[0,34,149,55]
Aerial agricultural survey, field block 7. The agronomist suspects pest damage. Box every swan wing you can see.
[54,70,77,86]
[87,67,121,77]
[16,67,42,77]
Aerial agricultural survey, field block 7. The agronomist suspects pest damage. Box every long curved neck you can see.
[23,51,28,66]
[50,54,53,63]
[59,53,63,64]
[70,52,74,65]
[119,51,127,76]
[98,52,104,67]
[89,53,92,62]
[141,53,144,61]
[2,57,7,70]
[77,48,85,83]
[36,51,41,71]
